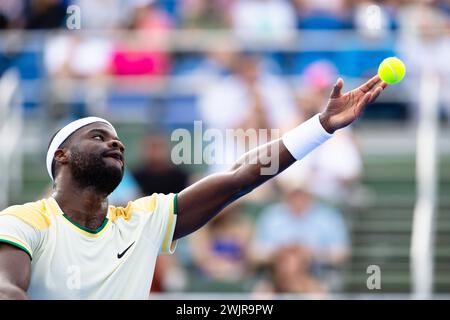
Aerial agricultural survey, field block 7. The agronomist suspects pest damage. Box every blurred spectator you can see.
[251,177,350,291]
[109,0,173,76]
[151,255,188,293]
[253,245,327,295]
[25,0,67,29]
[353,1,397,38]
[349,1,398,79]
[179,0,231,29]
[293,0,352,29]
[174,41,236,87]
[292,0,396,78]
[44,34,112,119]
[291,0,353,75]
[0,0,25,29]
[198,52,296,188]
[296,0,349,14]
[199,45,236,77]
[45,35,113,78]
[231,0,297,42]
[187,203,253,283]
[132,134,189,195]
[41,0,123,117]
[199,53,296,131]
[72,0,130,30]
[297,60,339,116]
[287,61,363,202]
[397,0,450,120]
[44,0,174,119]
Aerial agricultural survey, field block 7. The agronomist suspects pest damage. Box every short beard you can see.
[69,146,123,196]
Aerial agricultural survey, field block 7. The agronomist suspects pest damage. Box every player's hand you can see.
[319,75,387,133]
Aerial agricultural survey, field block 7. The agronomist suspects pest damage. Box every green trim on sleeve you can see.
[0,239,32,260]
[173,193,178,215]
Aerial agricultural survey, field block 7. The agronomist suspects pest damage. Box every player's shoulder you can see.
[108,193,176,222]
[0,198,52,230]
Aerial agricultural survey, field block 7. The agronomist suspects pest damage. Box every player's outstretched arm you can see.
[174,75,387,240]
[0,244,31,299]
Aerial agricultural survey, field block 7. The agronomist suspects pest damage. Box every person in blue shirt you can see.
[252,177,349,290]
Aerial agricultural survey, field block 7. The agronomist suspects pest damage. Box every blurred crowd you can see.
[1,0,450,295]
[1,0,450,33]
[0,0,449,119]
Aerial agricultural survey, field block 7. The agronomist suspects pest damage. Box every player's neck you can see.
[52,182,109,231]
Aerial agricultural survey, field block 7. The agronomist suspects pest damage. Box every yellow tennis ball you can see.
[378,57,406,84]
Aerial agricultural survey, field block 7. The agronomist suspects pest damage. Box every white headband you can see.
[46,117,117,181]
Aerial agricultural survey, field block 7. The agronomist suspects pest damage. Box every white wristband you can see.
[282,114,333,161]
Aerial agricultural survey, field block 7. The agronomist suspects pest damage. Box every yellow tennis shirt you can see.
[0,193,177,299]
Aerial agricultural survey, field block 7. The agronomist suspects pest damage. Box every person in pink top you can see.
[110,0,173,76]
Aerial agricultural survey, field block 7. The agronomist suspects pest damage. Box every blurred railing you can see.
[411,72,440,298]
[0,69,23,209]
[0,29,399,52]
[0,29,416,127]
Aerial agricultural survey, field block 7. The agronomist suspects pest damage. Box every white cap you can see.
[46,117,117,181]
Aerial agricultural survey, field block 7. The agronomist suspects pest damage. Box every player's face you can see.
[67,123,126,195]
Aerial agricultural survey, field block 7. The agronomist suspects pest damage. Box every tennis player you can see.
[0,76,386,299]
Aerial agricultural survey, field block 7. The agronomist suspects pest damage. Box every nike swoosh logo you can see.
[117,241,135,259]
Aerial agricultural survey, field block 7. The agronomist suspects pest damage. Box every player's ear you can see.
[54,149,69,165]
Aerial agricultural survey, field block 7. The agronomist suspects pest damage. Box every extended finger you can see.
[330,78,344,98]
[368,82,388,101]
[354,91,372,118]
[358,75,381,93]
[369,86,384,103]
